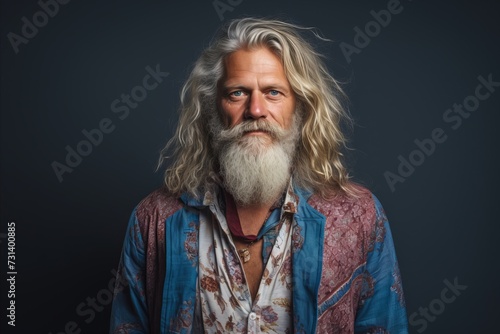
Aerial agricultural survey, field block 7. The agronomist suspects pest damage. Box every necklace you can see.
[235,209,271,263]
[237,239,259,263]
[223,190,274,263]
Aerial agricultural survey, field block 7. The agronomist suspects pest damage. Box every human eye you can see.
[267,89,281,98]
[229,90,244,97]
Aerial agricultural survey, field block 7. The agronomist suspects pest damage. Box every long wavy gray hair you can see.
[158,17,357,199]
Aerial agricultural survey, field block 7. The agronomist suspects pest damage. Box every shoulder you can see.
[136,187,183,221]
[308,184,385,237]
[135,187,184,238]
[307,183,376,217]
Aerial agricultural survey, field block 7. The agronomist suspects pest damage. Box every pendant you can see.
[238,248,251,263]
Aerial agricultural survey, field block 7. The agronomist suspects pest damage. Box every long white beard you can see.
[210,112,302,206]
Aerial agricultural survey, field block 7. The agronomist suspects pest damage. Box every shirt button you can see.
[249,312,257,320]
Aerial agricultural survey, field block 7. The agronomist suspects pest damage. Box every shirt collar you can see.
[184,177,299,214]
[281,177,298,214]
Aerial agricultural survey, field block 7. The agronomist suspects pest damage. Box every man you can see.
[110,18,408,333]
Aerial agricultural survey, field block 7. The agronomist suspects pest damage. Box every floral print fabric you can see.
[197,184,297,333]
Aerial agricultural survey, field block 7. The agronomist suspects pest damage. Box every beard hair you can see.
[209,108,302,206]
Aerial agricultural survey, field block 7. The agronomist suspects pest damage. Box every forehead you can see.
[222,47,288,84]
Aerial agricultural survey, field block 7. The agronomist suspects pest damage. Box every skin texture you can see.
[217,47,296,302]
[219,47,296,139]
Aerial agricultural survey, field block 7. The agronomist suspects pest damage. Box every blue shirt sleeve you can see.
[354,195,409,334]
[109,208,150,334]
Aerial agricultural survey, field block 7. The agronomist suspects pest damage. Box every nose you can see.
[245,92,268,120]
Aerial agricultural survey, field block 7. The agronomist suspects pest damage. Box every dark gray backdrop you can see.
[1,0,499,333]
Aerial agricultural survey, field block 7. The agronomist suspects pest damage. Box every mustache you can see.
[217,119,287,142]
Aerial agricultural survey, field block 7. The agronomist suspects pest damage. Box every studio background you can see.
[1,0,499,333]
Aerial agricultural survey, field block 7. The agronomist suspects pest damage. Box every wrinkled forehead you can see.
[224,47,285,77]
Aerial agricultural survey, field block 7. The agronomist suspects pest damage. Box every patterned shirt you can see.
[110,181,409,333]
[196,181,297,333]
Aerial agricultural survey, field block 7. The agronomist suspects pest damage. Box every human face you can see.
[218,47,296,140]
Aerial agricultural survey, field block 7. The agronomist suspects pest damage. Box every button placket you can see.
[247,311,260,333]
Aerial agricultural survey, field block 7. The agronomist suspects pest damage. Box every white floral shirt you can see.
[197,183,297,333]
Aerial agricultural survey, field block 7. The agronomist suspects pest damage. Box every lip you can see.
[244,130,269,136]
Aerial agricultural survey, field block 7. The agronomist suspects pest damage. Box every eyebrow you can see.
[221,84,247,92]
[221,83,291,94]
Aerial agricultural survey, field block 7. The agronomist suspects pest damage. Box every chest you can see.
[233,238,264,301]
[196,207,294,333]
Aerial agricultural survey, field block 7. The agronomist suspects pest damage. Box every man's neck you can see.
[235,202,275,236]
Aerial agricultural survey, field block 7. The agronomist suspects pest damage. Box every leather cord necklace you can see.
[237,239,258,263]
[224,191,271,263]
[235,209,273,263]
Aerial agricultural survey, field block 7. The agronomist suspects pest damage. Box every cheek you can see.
[280,100,296,128]
[217,101,231,126]
[221,103,245,127]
